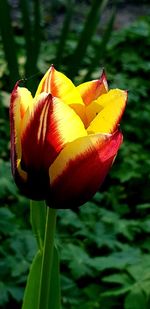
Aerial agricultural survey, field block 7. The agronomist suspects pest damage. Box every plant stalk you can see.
[38,207,57,309]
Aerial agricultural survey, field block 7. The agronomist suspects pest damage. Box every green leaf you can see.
[55,0,74,66]
[89,248,141,272]
[38,208,59,309]
[137,203,150,210]
[68,0,109,78]
[125,287,147,309]
[102,273,133,286]
[0,207,15,234]
[84,7,116,81]
[62,244,93,279]
[127,256,150,282]
[0,282,9,305]
[22,246,61,309]
[58,209,83,229]
[61,275,77,292]
[83,284,101,300]
[20,0,41,93]
[48,246,61,309]
[0,160,18,199]
[101,286,132,298]
[30,200,46,251]
[0,0,19,88]
[8,286,24,302]
[22,250,42,309]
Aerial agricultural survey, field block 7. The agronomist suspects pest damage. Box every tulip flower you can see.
[10,65,127,209]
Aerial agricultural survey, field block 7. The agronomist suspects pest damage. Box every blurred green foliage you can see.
[0,0,150,308]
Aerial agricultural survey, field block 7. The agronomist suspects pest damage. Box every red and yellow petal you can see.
[35,65,86,123]
[49,130,122,209]
[10,83,33,138]
[11,82,33,119]
[13,159,50,201]
[10,82,33,178]
[77,70,108,106]
[21,93,87,171]
[87,89,127,134]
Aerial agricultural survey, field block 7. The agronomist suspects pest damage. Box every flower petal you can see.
[14,159,50,201]
[85,100,104,126]
[87,89,127,134]
[11,82,33,118]
[49,130,122,209]
[10,82,33,178]
[21,94,87,171]
[35,65,86,123]
[77,70,108,106]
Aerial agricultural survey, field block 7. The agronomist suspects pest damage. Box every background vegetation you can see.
[0,0,150,308]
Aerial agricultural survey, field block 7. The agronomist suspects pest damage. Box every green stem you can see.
[38,207,57,309]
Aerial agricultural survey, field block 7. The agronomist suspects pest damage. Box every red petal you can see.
[49,131,122,209]
[10,82,19,178]
[10,81,33,179]
[21,93,86,172]
[77,69,108,105]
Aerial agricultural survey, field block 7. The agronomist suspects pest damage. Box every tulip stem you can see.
[38,206,57,309]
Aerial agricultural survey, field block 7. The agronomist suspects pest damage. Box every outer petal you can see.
[49,131,122,209]
[35,65,86,123]
[87,89,127,134]
[77,70,108,105]
[10,82,33,179]
[21,93,87,172]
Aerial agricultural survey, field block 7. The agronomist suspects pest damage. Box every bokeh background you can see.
[0,0,150,308]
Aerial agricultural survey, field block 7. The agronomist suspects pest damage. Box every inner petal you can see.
[77,69,108,106]
[87,89,127,134]
[35,65,86,124]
